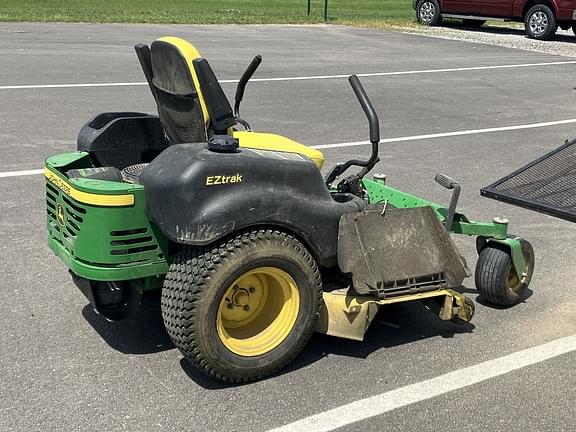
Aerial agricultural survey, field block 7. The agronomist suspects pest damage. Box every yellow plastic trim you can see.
[216,267,300,357]
[44,168,135,207]
[157,36,209,137]
[233,131,325,169]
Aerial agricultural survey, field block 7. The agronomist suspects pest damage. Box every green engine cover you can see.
[45,152,169,284]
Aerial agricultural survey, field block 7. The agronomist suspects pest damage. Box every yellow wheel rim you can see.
[507,266,521,292]
[216,267,300,357]
[507,245,532,293]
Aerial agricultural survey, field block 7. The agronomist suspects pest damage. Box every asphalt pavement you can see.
[1,23,575,432]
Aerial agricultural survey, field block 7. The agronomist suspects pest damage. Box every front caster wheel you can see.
[475,239,535,307]
[161,229,322,383]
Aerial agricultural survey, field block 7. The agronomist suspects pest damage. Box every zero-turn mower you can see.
[45,37,535,383]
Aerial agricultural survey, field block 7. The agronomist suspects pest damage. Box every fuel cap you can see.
[207,135,239,153]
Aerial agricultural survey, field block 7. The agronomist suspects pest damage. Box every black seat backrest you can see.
[135,37,236,144]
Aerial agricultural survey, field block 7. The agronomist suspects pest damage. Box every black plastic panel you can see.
[77,113,168,170]
[140,144,365,267]
[481,138,576,222]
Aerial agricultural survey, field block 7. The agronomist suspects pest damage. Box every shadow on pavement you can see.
[476,287,534,309]
[179,359,241,390]
[292,298,475,364]
[83,286,478,389]
[182,290,476,389]
[82,290,174,355]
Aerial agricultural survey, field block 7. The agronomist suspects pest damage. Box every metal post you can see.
[307,0,311,16]
[324,0,328,20]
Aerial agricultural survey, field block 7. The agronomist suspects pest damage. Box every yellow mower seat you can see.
[143,36,325,169]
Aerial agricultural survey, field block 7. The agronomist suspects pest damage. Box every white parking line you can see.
[269,334,576,432]
[1,60,575,90]
[1,117,575,179]
[311,118,576,149]
[0,168,44,178]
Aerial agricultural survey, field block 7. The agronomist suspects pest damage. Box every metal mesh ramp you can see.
[481,138,576,222]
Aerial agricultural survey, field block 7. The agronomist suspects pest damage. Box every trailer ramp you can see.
[482,138,576,222]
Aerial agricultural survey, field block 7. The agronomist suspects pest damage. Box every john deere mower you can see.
[45,37,535,383]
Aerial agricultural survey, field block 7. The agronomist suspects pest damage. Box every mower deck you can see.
[317,288,474,341]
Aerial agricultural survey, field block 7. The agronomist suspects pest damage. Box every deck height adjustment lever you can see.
[435,173,460,232]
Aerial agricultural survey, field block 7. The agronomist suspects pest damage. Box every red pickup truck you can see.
[414,0,576,40]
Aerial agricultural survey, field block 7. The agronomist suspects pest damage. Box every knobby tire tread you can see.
[161,229,322,383]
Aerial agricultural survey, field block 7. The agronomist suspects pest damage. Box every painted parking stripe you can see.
[1,60,575,90]
[0,168,44,178]
[1,117,576,179]
[311,118,576,149]
[269,334,576,432]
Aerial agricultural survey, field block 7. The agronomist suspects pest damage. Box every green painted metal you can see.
[363,178,443,212]
[46,152,143,195]
[45,153,169,284]
[363,176,528,277]
[48,239,168,282]
[363,177,508,239]
[450,218,508,239]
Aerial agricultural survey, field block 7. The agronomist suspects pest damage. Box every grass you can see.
[0,0,415,26]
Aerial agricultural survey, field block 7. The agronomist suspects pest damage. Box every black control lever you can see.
[434,173,460,231]
[325,75,381,186]
[234,55,262,118]
[349,75,380,145]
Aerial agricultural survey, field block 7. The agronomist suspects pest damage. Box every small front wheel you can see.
[416,0,442,26]
[475,239,535,306]
[525,5,557,40]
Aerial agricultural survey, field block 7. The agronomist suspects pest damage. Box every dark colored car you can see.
[413,0,576,40]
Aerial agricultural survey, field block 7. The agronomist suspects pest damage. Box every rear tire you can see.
[161,229,322,383]
[416,0,442,26]
[525,5,557,40]
[463,19,486,27]
[475,239,535,306]
[572,22,576,36]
